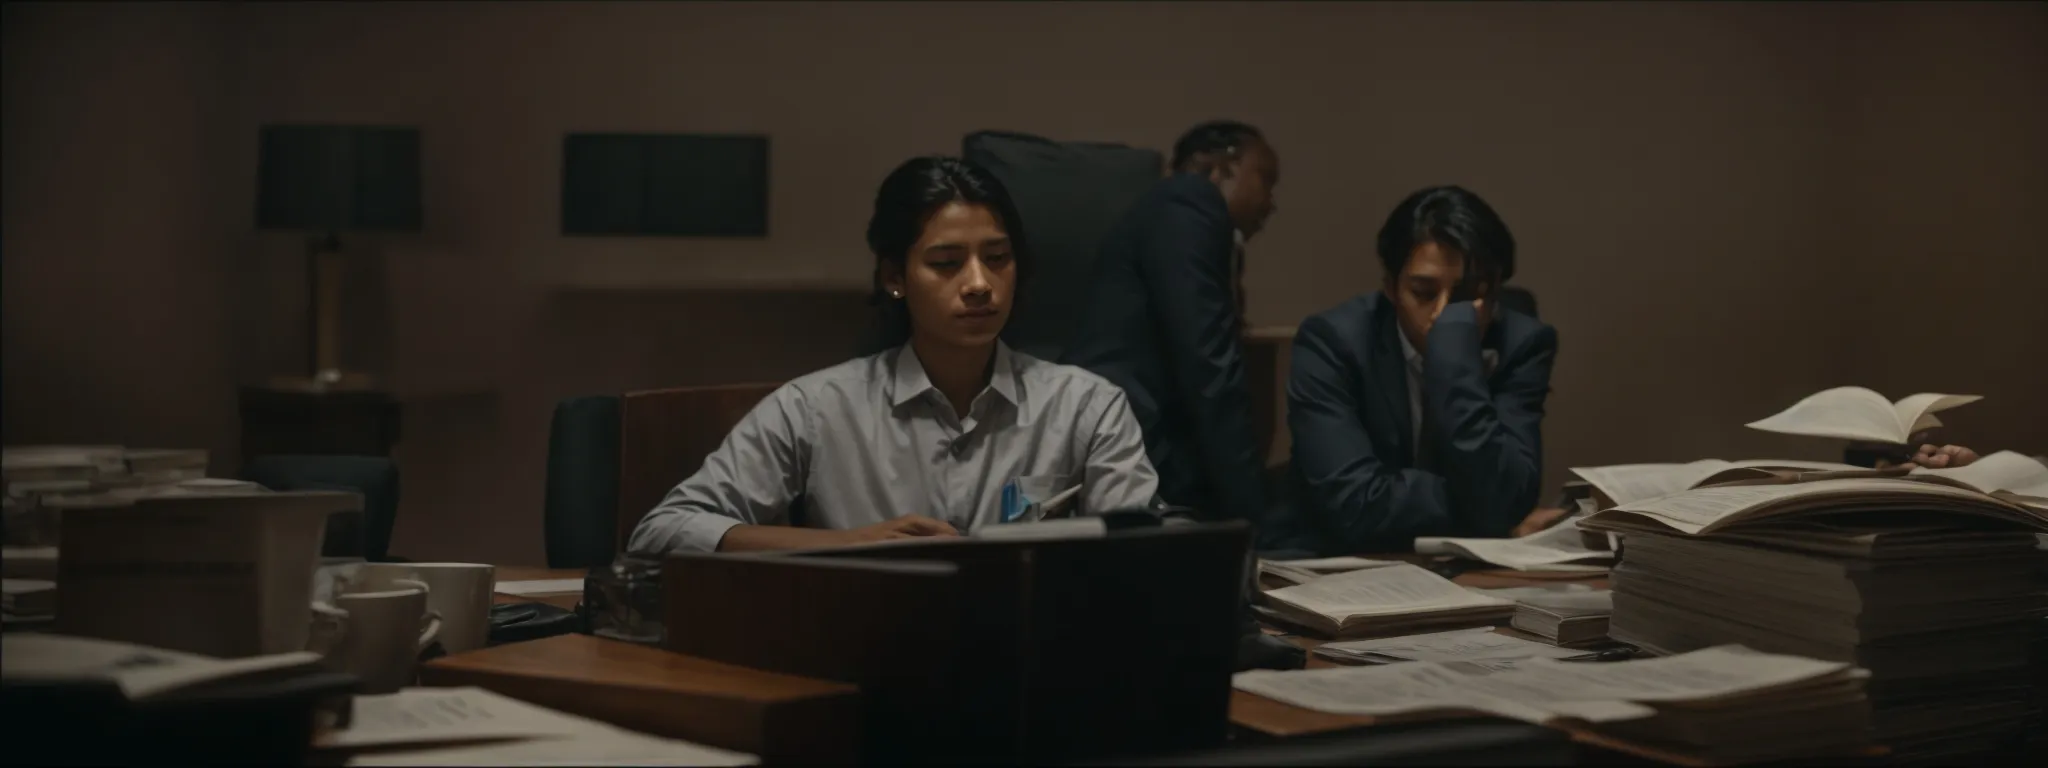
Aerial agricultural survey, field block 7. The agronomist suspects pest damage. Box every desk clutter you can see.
[8,430,2046,764]
[1239,451,2048,764]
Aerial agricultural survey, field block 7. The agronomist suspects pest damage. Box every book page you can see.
[1601,477,1967,534]
[1893,392,1983,435]
[0,634,320,700]
[1232,662,1651,724]
[348,728,759,767]
[322,687,616,750]
[1570,461,1731,507]
[1911,450,2048,497]
[1264,556,1402,572]
[1318,628,1585,663]
[1415,520,1610,570]
[1264,564,1510,618]
[1458,646,1853,705]
[1745,386,1906,443]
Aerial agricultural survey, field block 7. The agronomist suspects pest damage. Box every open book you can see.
[1570,459,1869,508]
[1258,563,1515,639]
[1579,477,2048,539]
[1745,386,1980,444]
[1234,645,1871,763]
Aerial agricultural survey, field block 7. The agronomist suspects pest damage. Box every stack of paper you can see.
[1414,519,1612,572]
[1,633,326,701]
[1257,563,1515,639]
[1508,591,1612,648]
[1257,556,1400,586]
[322,686,758,766]
[1235,645,1872,763]
[1580,473,2048,761]
[1311,628,1587,667]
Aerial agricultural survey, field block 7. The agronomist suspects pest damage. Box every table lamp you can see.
[255,124,421,391]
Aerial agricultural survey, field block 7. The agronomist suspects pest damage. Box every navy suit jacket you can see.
[1265,293,1557,554]
[1062,173,1264,523]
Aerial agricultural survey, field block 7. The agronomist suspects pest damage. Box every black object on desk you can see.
[0,670,358,766]
[488,602,583,646]
[1087,717,1574,766]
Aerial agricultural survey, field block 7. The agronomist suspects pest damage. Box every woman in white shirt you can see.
[629,156,1161,555]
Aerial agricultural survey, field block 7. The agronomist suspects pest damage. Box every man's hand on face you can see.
[840,514,961,544]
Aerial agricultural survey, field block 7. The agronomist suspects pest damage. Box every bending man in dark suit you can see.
[1268,186,1558,554]
[1062,121,1278,523]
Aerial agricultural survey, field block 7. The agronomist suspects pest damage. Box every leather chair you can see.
[542,396,623,569]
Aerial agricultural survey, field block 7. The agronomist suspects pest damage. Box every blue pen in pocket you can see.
[1001,478,1024,523]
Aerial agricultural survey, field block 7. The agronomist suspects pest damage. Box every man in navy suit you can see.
[1266,186,1559,554]
[1062,121,1278,524]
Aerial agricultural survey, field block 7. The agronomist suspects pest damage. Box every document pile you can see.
[1311,628,1586,667]
[1257,556,1399,586]
[1235,645,1871,763]
[1580,460,2048,762]
[1414,518,1612,573]
[1257,563,1515,639]
[1508,591,1613,648]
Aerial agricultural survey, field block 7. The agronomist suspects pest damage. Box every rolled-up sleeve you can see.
[626,387,812,555]
[1078,387,1163,514]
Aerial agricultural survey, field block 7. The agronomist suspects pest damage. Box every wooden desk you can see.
[422,633,861,764]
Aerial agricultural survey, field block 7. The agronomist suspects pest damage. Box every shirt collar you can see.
[889,341,1018,408]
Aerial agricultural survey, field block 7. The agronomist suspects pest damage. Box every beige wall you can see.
[6,1,2043,565]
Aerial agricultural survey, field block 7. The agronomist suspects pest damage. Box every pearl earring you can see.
[890,290,903,299]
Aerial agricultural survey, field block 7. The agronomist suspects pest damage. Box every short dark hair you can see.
[1170,120,1264,175]
[1375,186,1516,286]
[864,156,1031,348]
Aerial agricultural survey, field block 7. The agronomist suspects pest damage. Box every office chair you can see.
[542,395,623,569]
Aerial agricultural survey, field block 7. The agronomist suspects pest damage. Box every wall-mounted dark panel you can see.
[257,125,422,232]
[561,133,768,237]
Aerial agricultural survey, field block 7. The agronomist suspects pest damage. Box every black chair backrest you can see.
[962,130,1164,361]
[240,455,399,561]
[543,395,622,569]
[1497,285,1539,320]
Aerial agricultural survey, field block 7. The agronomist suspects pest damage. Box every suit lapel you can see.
[1363,297,1414,465]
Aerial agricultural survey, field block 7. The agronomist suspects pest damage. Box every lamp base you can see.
[265,371,380,394]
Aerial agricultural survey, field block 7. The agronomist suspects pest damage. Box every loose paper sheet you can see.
[1265,564,1511,618]
[1415,520,1610,571]
[493,579,585,597]
[332,687,758,766]
[1318,628,1584,663]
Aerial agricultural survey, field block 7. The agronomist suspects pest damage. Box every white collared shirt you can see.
[627,342,1162,554]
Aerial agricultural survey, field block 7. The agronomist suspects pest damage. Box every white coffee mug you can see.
[348,562,496,654]
[326,579,442,694]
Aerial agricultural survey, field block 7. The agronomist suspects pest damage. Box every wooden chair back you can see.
[615,382,782,550]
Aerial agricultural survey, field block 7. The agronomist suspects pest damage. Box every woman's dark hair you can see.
[1375,185,1516,287]
[864,156,1031,349]
[1170,120,1264,175]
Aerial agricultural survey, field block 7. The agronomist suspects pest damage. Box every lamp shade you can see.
[256,125,422,233]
